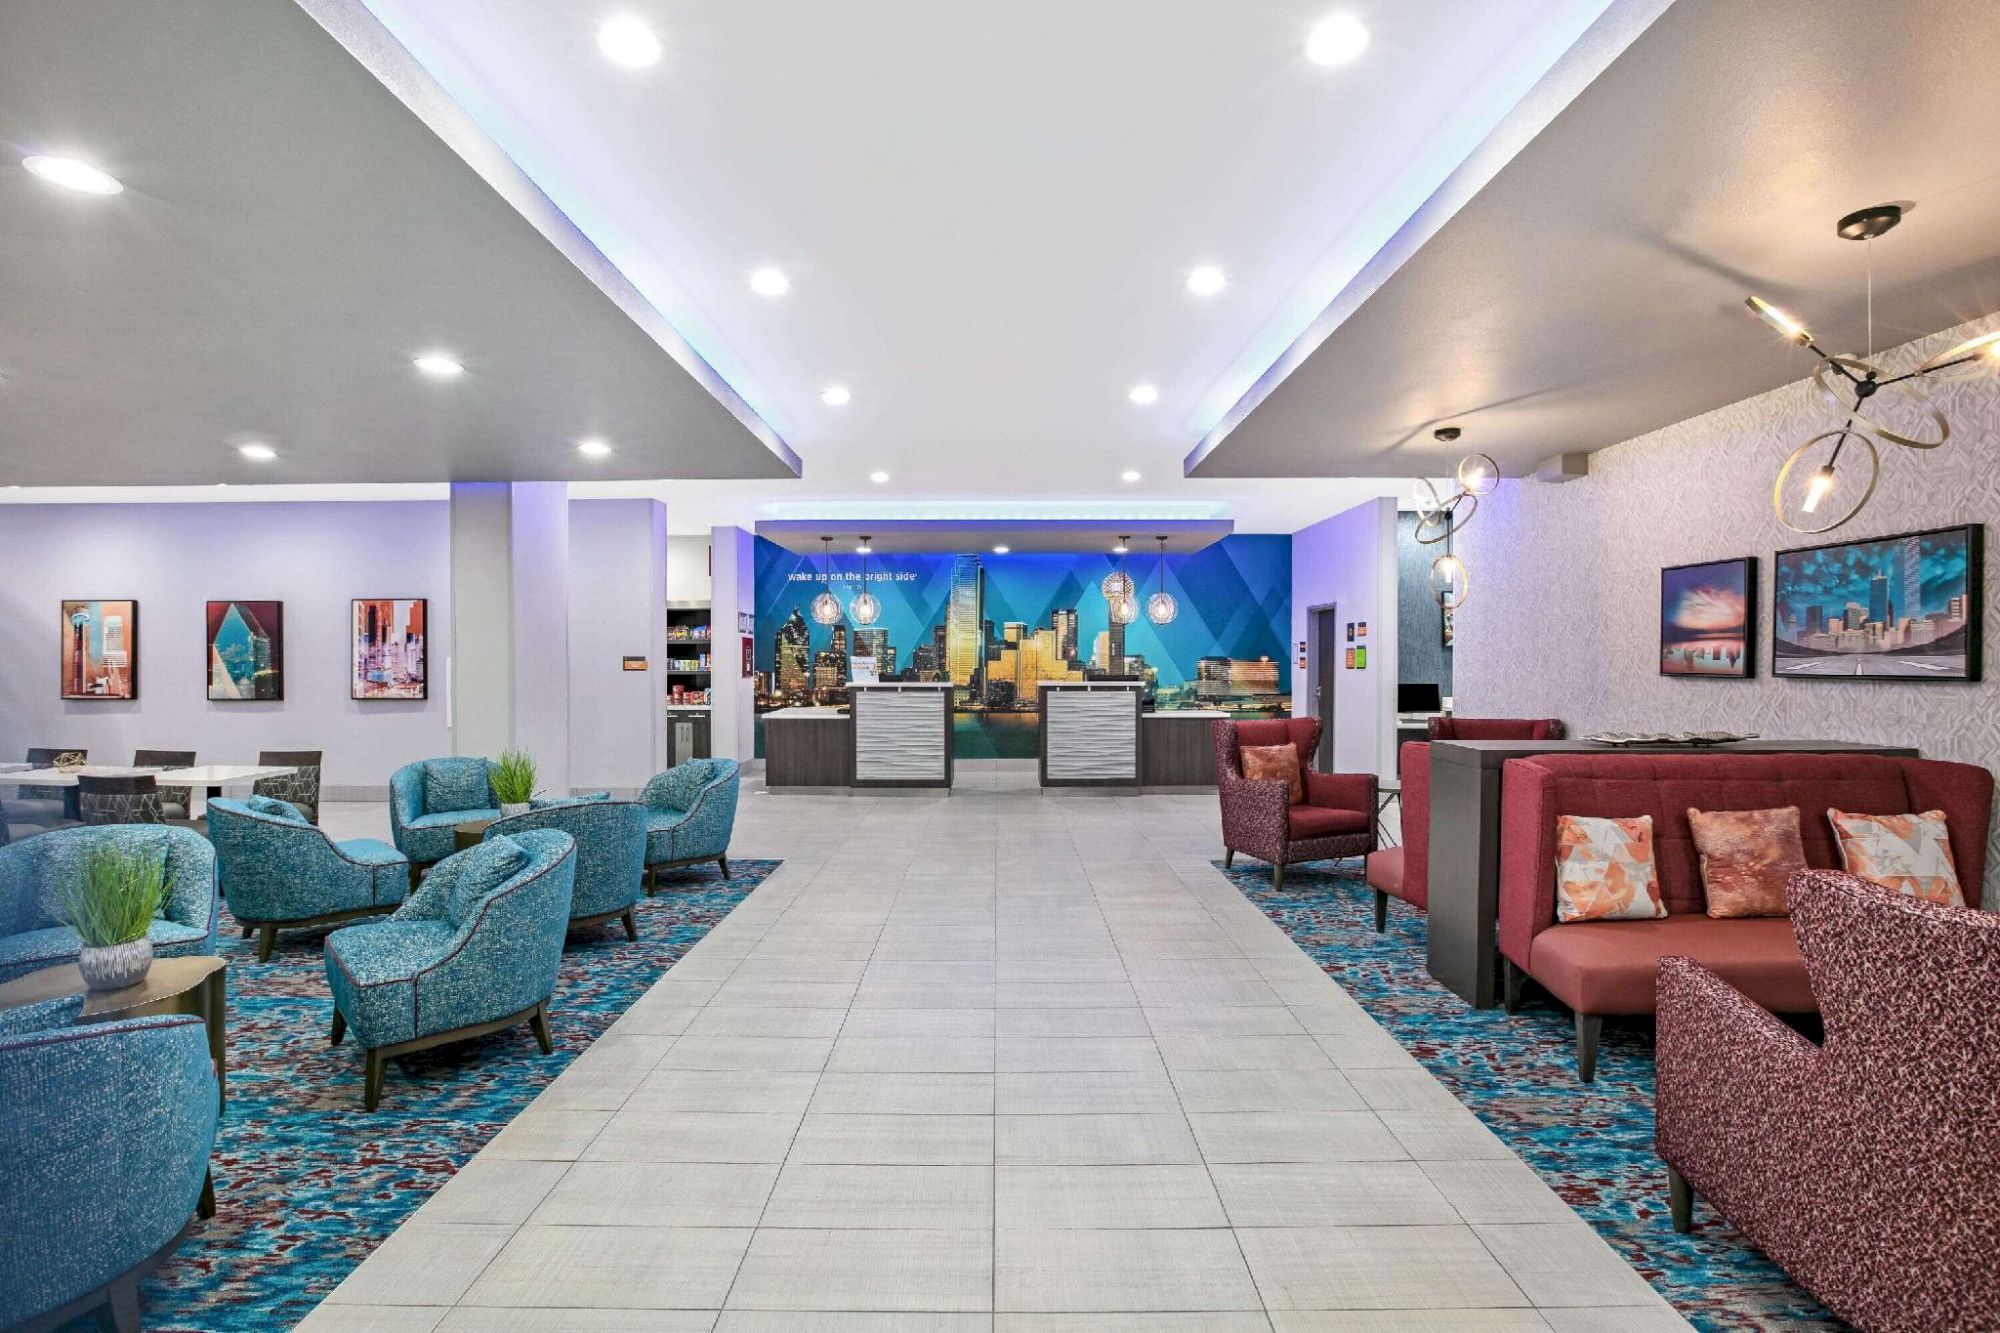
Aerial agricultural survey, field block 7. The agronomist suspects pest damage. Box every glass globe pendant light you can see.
[1145,535,1178,625]
[1103,535,1139,626]
[809,535,844,626]
[850,535,881,625]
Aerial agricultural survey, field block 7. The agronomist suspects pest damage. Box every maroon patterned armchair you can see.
[1657,870,2000,1332]
[1214,718,1376,890]
[1427,716,1565,741]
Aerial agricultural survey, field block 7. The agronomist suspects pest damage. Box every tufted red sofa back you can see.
[1497,753,1993,963]
[1429,716,1565,741]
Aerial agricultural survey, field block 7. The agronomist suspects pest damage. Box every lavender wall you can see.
[1292,497,1399,775]
[0,501,451,793]
[1453,313,2000,906]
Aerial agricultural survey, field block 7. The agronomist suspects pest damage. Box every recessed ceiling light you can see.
[577,438,613,458]
[749,267,790,297]
[22,154,123,195]
[1128,384,1160,406]
[1306,13,1371,66]
[1186,266,1226,297]
[869,470,890,484]
[821,385,852,406]
[597,15,662,68]
[237,442,276,461]
[992,545,1010,555]
[1121,469,1142,483]
[413,353,464,377]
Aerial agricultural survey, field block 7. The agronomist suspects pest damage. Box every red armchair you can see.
[1364,740,1431,930]
[1214,718,1376,890]
[1657,870,2000,1332]
[1427,716,1565,741]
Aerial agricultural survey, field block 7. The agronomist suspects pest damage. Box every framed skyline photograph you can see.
[352,598,428,700]
[206,600,284,701]
[1772,525,1983,682]
[1660,557,1756,678]
[60,600,139,700]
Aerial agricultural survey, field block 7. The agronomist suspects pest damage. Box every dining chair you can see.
[15,749,86,828]
[254,750,323,824]
[76,775,167,826]
[132,750,197,821]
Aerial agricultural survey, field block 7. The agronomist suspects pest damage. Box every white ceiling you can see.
[337,0,1627,530]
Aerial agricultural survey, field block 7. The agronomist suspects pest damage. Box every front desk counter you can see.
[762,706,852,788]
[1140,708,1226,788]
[849,682,954,789]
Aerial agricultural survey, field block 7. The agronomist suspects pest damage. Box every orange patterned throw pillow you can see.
[1828,809,1964,907]
[1554,813,1666,923]
[1240,744,1303,803]
[1688,806,1807,918]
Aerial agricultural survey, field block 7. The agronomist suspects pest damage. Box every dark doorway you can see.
[1309,603,1340,772]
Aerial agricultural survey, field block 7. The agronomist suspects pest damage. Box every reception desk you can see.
[1140,709,1225,788]
[1038,682,1143,787]
[762,706,852,788]
[850,682,953,789]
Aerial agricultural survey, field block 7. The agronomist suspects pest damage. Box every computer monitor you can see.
[1397,682,1442,714]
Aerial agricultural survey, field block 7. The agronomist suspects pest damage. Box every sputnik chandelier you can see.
[1411,426,1495,614]
[849,535,880,625]
[1746,203,2000,534]
[809,535,843,626]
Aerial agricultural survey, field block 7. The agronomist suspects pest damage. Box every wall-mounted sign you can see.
[737,610,755,634]
[1344,647,1355,669]
[1355,646,1368,670]
[741,634,755,678]
[1356,621,1368,639]
[621,656,648,672]
[1345,622,1355,642]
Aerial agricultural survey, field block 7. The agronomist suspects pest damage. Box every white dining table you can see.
[0,764,296,819]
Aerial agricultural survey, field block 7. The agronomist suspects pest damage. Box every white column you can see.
[567,497,669,793]
[708,525,757,764]
[448,482,571,790]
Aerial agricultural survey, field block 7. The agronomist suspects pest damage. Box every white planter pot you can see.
[499,802,531,818]
[77,937,153,992]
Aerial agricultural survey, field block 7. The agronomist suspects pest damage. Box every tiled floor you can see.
[300,764,1689,1332]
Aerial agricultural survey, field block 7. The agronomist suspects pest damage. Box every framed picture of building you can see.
[1772,525,1982,682]
[205,600,284,700]
[1660,557,1756,678]
[352,598,428,699]
[60,600,140,700]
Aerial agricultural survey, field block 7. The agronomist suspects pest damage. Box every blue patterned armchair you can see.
[486,797,647,941]
[0,825,218,984]
[388,757,500,870]
[0,1002,219,1333]
[324,828,575,1110]
[641,758,740,888]
[208,797,409,961]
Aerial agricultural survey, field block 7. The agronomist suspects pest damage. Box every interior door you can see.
[1311,605,1340,773]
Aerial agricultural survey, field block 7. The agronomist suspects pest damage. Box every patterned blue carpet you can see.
[84,860,771,1333]
[1216,857,1845,1333]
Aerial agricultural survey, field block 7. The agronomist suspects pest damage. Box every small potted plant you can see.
[491,748,539,818]
[58,844,168,991]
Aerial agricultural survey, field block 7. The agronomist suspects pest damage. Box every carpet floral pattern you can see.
[85,860,771,1333]
[1215,857,1845,1333]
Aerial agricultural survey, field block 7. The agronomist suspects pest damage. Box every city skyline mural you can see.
[753,535,1291,757]
[205,599,284,700]
[1772,524,1982,681]
[351,598,428,700]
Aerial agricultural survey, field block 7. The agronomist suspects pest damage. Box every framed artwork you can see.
[1660,557,1757,678]
[60,600,139,700]
[352,598,428,699]
[1772,524,1982,682]
[1442,606,1454,648]
[205,600,284,700]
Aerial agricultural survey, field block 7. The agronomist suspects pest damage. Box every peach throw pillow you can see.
[1688,806,1807,918]
[1240,744,1303,803]
[1554,813,1666,923]
[1828,808,1965,907]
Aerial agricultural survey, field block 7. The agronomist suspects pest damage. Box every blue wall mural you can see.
[753,535,1292,757]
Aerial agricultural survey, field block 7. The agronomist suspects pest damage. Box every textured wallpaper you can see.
[1455,313,2000,906]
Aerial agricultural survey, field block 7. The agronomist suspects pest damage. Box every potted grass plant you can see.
[58,843,168,991]
[491,748,539,818]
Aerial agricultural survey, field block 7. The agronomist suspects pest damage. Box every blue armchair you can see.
[324,828,576,1110]
[641,758,741,888]
[388,757,500,870]
[0,1005,219,1332]
[486,797,647,941]
[0,825,218,984]
[208,797,409,961]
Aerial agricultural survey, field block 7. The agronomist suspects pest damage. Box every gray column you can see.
[568,497,669,792]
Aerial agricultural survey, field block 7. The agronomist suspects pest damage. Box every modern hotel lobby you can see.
[3,3,1999,1331]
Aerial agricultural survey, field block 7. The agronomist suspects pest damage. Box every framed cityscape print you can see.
[1660,556,1756,678]
[1772,524,1982,682]
[352,598,428,699]
[205,600,284,700]
[60,600,139,700]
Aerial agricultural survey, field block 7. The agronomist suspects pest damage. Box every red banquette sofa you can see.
[1497,752,1992,1080]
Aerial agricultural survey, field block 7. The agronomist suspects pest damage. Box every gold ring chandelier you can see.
[1746,204,2000,534]
[1411,426,1493,613]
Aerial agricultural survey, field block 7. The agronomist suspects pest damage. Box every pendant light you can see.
[1145,535,1178,625]
[809,535,843,626]
[1103,535,1138,625]
[850,535,881,625]
[1746,203,2000,533]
